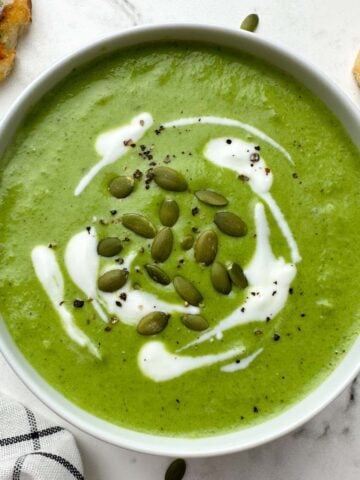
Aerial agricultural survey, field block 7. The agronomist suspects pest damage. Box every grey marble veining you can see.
[0,0,360,478]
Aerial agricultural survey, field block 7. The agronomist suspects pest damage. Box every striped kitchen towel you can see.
[0,393,84,480]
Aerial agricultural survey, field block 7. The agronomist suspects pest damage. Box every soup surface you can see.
[0,42,359,437]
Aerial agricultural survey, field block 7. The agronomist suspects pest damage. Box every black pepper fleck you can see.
[73,299,84,308]
[191,207,199,216]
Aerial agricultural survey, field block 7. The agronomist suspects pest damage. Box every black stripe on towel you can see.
[0,426,63,447]
[12,451,84,480]
[24,407,41,451]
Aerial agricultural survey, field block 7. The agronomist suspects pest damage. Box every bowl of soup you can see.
[0,24,359,456]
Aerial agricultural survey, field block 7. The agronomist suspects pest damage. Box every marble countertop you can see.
[0,0,359,478]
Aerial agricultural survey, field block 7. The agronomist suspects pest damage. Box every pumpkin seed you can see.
[97,269,128,292]
[122,213,156,238]
[159,198,179,226]
[195,189,228,207]
[153,166,188,192]
[97,237,123,257]
[173,276,203,306]
[165,459,186,480]
[240,13,259,32]
[109,176,134,198]
[214,211,247,237]
[151,227,173,262]
[137,311,170,336]
[227,262,248,289]
[145,264,171,285]
[211,261,232,294]
[181,314,209,331]
[180,234,194,250]
[194,230,218,265]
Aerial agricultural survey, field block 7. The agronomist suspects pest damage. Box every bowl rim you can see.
[0,23,359,457]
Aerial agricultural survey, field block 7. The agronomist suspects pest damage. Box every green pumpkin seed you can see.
[145,264,171,285]
[109,176,134,198]
[122,213,156,238]
[181,314,209,331]
[159,198,179,226]
[227,262,248,289]
[151,227,173,262]
[137,311,170,335]
[165,459,186,480]
[173,276,203,306]
[97,269,128,292]
[180,234,194,250]
[194,230,218,265]
[195,189,228,207]
[97,237,123,257]
[214,211,248,237]
[240,13,259,32]
[211,261,232,294]
[153,166,188,192]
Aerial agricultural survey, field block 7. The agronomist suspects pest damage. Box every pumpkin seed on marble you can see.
[159,198,179,226]
[109,176,134,198]
[145,264,171,285]
[181,314,209,331]
[121,213,156,238]
[97,269,128,292]
[227,262,248,289]
[211,261,232,294]
[137,311,170,336]
[180,234,194,250]
[173,276,203,306]
[195,189,228,207]
[97,237,123,257]
[165,459,186,480]
[153,166,188,192]
[194,230,218,265]
[151,227,173,262]
[240,13,259,32]
[214,211,247,237]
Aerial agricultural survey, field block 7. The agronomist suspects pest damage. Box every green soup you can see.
[0,42,359,437]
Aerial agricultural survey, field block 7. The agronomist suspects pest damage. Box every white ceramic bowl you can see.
[0,24,359,457]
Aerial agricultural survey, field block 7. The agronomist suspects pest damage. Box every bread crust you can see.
[353,51,360,88]
[0,0,31,81]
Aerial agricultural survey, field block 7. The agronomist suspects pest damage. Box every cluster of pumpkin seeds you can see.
[95,165,249,336]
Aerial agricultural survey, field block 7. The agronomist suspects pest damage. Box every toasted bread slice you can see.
[0,0,31,81]
[353,51,360,88]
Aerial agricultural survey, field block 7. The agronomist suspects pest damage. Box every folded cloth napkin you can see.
[0,394,84,480]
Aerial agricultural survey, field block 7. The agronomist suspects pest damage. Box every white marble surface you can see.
[1,0,360,478]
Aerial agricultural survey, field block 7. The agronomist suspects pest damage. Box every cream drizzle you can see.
[181,202,296,350]
[31,246,100,358]
[65,228,107,322]
[221,348,263,372]
[138,341,245,382]
[162,116,293,164]
[74,112,153,196]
